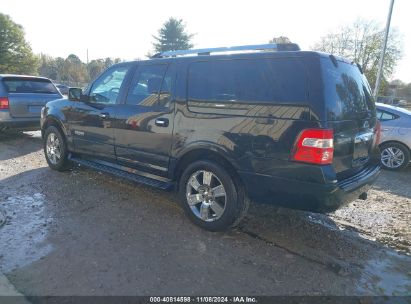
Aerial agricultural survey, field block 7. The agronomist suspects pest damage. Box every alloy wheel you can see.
[185,170,227,222]
[46,132,61,165]
[381,147,405,169]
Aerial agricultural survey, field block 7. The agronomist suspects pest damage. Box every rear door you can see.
[2,77,62,118]
[112,62,175,177]
[321,57,379,179]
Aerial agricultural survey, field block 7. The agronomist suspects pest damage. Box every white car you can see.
[376,103,411,170]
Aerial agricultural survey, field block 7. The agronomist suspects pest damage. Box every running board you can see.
[69,156,174,190]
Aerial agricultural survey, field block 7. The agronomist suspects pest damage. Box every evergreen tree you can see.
[152,17,194,53]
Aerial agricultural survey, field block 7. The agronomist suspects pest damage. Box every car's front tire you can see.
[179,160,249,231]
[43,126,71,171]
[380,142,410,171]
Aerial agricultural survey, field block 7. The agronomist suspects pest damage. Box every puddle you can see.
[305,213,340,231]
[0,193,53,273]
[358,253,411,296]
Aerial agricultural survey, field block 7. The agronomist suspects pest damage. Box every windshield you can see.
[321,57,376,121]
[3,78,60,94]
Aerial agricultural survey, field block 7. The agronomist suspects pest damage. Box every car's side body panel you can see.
[377,104,411,150]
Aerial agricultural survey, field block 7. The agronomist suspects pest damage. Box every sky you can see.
[1,0,410,82]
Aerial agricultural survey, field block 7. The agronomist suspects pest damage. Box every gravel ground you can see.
[331,168,411,255]
[0,131,410,297]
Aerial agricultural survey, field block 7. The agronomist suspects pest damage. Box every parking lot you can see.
[0,131,410,296]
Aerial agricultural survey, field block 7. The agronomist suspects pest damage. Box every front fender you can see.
[40,100,72,149]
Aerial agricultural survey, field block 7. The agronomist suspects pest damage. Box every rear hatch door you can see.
[3,77,62,118]
[321,57,378,179]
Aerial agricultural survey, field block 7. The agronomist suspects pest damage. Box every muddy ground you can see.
[0,131,410,297]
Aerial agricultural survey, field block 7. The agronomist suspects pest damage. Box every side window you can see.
[187,58,307,104]
[126,64,169,107]
[89,65,130,104]
[378,110,397,121]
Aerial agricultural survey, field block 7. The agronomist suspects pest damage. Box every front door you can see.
[66,64,132,161]
[112,62,175,177]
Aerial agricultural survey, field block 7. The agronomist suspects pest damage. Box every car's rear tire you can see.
[179,160,249,231]
[380,142,410,171]
[43,126,71,171]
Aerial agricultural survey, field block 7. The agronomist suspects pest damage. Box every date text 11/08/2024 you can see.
[149,297,257,303]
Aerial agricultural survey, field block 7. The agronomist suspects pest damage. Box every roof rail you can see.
[152,43,300,58]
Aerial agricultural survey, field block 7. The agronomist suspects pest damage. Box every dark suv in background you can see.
[40,43,381,231]
[0,75,63,132]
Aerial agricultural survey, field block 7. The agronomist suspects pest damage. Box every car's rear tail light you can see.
[374,120,381,146]
[291,129,334,165]
[0,97,9,110]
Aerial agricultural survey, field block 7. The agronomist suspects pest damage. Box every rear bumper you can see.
[0,111,41,131]
[239,164,381,212]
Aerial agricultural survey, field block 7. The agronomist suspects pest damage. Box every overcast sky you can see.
[1,0,410,82]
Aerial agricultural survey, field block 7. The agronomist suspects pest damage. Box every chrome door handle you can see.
[155,118,169,127]
[381,128,390,131]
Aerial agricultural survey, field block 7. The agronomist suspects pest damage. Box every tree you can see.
[62,54,89,84]
[312,19,403,94]
[0,13,38,74]
[269,36,292,44]
[398,83,411,99]
[87,57,122,81]
[87,59,106,81]
[388,79,411,100]
[152,17,194,53]
[38,54,123,85]
[38,54,59,80]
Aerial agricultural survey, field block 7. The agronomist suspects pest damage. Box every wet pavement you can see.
[0,208,5,228]
[0,131,410,296]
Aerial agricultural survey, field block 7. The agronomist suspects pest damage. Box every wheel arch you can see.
[41,115,68,139]
[171,146,243,190]
[379,140,411,154]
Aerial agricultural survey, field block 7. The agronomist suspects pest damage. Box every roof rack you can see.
[152,43,300,58]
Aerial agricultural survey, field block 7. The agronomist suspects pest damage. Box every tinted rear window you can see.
[321,58,375,120]
[187,58,307,104]
[2,78,59,94]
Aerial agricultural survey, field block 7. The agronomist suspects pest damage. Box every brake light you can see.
[291,129,334,165]
[374,120,381,146]
[0,97,9,110]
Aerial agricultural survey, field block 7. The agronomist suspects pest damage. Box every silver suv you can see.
[0,75,63,132]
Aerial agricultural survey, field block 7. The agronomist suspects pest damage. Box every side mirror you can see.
[68,88,83,101]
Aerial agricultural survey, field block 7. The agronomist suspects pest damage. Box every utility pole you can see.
[373,0,395,98]
[87,49,89,65]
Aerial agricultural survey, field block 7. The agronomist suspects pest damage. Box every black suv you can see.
[41,43,381,231]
